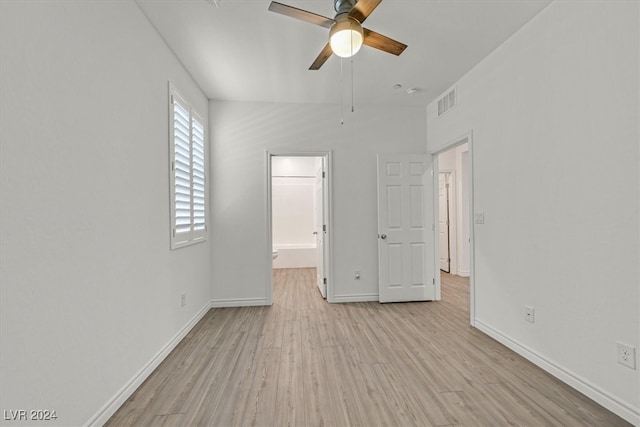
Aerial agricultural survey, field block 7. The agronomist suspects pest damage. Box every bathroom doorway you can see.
[267,152,332,302]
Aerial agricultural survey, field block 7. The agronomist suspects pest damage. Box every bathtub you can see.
[272,244,317,269]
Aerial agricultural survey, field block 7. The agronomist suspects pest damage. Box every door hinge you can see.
[323,278,327,285]
[322,171,326,178]
[433,278,435,285]
[323,224,326,232]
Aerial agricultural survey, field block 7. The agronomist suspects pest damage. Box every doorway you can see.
[432,134,475,325]
[267,152,332,304]
[439,171,453,273]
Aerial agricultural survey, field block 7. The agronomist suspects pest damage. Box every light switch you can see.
[474,212,485,224]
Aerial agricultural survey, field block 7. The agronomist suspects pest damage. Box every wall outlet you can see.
[354,270,361,280]
[525,306,535,323]
[617,342,636,370]
[180,293,187,307]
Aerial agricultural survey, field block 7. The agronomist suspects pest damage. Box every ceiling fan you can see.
[268,0,407,70]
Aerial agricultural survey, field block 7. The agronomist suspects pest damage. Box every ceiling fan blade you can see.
[362,28,407,56]
[268,2,335,28]
[348,0,382,24]
[309,43,333,70]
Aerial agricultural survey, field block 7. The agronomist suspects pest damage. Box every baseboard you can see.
[84,302,211,427]
[332,293,379,303]
[457,270,470,277]
[474,319,640,426]
[210,297,269,307]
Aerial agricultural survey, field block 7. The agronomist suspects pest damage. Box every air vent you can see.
[437,87,456,117]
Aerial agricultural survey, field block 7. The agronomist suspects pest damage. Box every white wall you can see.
[272,177,316,248]
[272,157,318,269]
[210,102,427,303]
[0,2,210,426]
[427,1,639,423]
[272,156,320,177]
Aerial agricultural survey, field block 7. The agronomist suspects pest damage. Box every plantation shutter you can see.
[170,87,207,249]
[173,97,193,237]
[191,114,206,237]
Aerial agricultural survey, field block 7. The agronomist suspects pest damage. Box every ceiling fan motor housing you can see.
[334,0,358,15]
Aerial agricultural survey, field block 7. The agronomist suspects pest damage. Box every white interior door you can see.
[439,173,451,272]
[314,163,326,298]
[377,154,435,303]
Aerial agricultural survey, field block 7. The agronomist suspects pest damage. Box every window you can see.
[169,85,207,249]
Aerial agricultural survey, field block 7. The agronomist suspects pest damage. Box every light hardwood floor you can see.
[107,269,631,426]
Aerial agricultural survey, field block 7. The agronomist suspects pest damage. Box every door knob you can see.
[380,234,387,239]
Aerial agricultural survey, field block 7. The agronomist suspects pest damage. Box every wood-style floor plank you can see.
[106,269,632,427]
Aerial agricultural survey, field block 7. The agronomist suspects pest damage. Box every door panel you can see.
[387,243,403,287]
[410,243,426,286]
[377,154,435,302]
[410,186,425,227]
[387,186,402,228]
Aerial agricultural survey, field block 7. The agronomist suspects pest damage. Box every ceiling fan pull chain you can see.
[340,57,344,125]
[350,29,355,113]
[351,55,355,113]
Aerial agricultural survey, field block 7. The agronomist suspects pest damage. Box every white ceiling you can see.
[137,0,551,107]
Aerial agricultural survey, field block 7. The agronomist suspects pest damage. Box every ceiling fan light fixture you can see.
[329,16,363,58]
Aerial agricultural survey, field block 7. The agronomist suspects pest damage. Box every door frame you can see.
[430,132,476,326]
[266,151,334,304]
